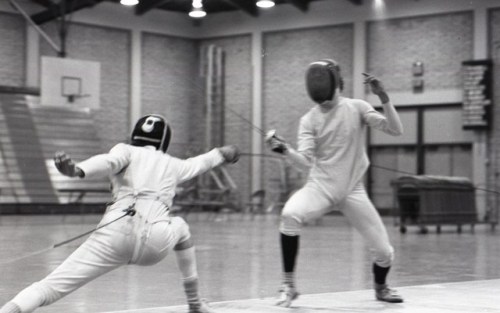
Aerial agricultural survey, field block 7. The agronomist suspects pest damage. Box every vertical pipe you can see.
[206,45,214,151]
[59,0,67,58]
[217,47,225,146]
[416,108,424,175]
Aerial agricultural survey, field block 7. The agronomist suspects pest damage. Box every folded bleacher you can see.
[0,93,110,214]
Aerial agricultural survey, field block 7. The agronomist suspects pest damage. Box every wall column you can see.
[353,20,366,99]
[25,25,40,88]
[130,29,142,131]
[251,30,263,193]
[472,7,489,220]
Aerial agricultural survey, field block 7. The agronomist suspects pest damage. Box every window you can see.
[368,104,473,211]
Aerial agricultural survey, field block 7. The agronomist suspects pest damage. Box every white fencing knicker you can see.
[15,190,190,308]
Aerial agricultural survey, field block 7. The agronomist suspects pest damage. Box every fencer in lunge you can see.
[266,59,404,307]
[0,114,240,313]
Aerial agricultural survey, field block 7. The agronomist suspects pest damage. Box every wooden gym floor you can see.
[0,212,498,312]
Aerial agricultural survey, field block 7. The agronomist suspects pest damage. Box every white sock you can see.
[10,284,45,313]
[0,302,21,313]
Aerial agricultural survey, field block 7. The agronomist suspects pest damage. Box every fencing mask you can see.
[305,59,342,104]
[131,114,171,152]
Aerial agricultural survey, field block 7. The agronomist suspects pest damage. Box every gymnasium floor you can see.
[0,212,499,312]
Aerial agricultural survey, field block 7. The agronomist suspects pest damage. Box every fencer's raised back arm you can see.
[362,73,403,136]
[361,99,403,136]
[76,143,131,179]
[174,148,226,184]
[54,151,85,178]
[381,99,404,135]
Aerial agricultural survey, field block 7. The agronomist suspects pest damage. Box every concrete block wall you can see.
[40,22,131,152]
[367,11,473,92]
[488,8,500,214]
[141,32,198,158]
[141,33,253,205]
[0,12,25,87]
[0,3,497,212]
[198,35,253,204]
[261,24,354,207]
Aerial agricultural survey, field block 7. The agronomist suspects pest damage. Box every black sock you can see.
[373,263,390,285]
[281,233,299,273]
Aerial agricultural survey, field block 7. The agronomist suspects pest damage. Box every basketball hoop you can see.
[65,94,90,103]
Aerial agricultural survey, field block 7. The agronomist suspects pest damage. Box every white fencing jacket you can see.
[77,144,225,208]
[286,96,403,204]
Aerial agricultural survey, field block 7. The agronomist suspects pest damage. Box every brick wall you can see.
[488,8,500,213]
[261,25,354,206]
[141,32,198,158]
[40,22,131,152]
[367,11,473,92]
[0,12,25,87]
[197,35,253,204]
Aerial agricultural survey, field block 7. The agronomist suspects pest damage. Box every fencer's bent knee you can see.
[374,246,394,268]
[279,212,303,236]
[172,217,191,244]
[174,238,193,251]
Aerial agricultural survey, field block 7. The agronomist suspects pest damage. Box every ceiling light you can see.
[192,0,203,9]
[256,0,275,8]
[373,0,387,16]
[189,7,207,18]
[120,0,139,5]
[189,0,206,18]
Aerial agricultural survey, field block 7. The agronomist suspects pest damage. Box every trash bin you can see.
[391,175,477,233]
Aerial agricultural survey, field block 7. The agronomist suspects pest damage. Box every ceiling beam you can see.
[31,0,57,8]
[346,0,363,5]
[222,0,258,17]
[284,0,309,11]
[31,0,102,25]
[135,0,171,15]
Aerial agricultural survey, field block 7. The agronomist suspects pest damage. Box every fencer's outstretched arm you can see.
[175,145,240,184]
[285,148,312,172]
[285,118,315,171]
[265,120,314,172]
[362,73,403,136]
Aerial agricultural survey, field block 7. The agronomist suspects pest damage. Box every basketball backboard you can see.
[40,56,100,109]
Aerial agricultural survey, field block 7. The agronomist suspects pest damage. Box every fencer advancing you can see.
[266,59,404,307]
[0,114,239,313]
